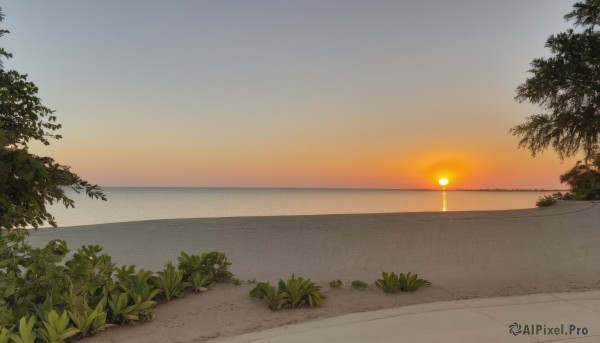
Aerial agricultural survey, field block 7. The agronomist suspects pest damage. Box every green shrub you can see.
[250,275,324,310]
[375,272,430,293]
[375,272,400,293]
[249,282,287,311]
[119,269,162,305]
[0,327,11,343]
[65,245,115,299]
[107,292,155,323]
[68,298,112,337]
[37,309,80,343]
[8,316,36,343]
[329,279,342,288]
[351,280,368,290]
[536,195,557,207]
[398,272,431,292]
[189,272,212,292]
[178,251,233,283]
[0,232,235,340]
[153,263,189,302]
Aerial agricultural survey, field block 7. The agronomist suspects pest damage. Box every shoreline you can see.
[37,195,568,230]
[27,201,600,342]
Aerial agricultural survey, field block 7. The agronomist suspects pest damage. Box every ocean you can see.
[43,188,556,228]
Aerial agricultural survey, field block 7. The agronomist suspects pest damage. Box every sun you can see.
[438,178,449,187]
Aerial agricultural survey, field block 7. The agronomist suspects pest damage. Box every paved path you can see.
[216,290,600,343]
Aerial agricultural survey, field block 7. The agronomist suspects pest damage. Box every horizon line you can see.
[92,186,568,192]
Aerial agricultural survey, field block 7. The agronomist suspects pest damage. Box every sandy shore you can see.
[27,201,600,342]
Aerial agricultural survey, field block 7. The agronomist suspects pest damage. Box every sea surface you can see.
[43,188,556,228]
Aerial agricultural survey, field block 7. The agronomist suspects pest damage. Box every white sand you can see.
[27,200,600,342]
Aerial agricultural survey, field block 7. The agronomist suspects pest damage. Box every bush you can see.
[153,263,189,302]
[178,251,233,283]
[351,280,368,290]
[250,275,324,310]
[0,232,235,341]
[189,272,212,292]
[249,283,287,311]
[398,272,431,292]
[375,272,400,293]
[536,195,557,207]
[329,279,342,289]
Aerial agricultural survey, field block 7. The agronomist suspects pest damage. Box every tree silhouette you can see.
[511,0,600,162]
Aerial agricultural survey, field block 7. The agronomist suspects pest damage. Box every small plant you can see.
[536,195,557,207]
[398,272,431,292]
[37,310,81,343]
[120,269,162,304]
[0,327,11,343]
[329,279,343,288]
[250,275,324,310]
[107,293,155,323]
[189,272,212,292]
[8,316,36,343]
[249,282,287,311]
[154,262,190,302]
[278,275,323,308]
[68,298,112,337]
[351,280,368,290]
[177,251,233,283]
[375,272,400,293]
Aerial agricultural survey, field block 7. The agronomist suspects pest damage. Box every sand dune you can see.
[27,201,600,342]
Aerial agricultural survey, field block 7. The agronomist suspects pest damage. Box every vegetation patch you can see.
[329,279,343,289]
[350,280,368,290]
[0,232,233,342]
[250,275,324,310]
[535,195,558,207]
[375,272,430,293]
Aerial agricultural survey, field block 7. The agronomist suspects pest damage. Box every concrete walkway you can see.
[216,290,600,343]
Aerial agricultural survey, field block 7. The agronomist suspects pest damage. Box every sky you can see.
[2,1,581,189]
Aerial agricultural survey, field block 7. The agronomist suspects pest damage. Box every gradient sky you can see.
[2,1,581,189]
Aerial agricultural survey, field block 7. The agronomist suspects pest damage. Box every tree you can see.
[559,153,600,199]
[0,8,105,231]
[510,0,600,162]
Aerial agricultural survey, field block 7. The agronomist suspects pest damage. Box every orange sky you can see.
[10,1,579,189]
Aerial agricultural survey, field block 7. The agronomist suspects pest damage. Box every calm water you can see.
[44,188,555,228]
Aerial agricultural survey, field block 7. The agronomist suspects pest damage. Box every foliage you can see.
[189,272,212,292]
[278,275,323,308]
[510,0,600,161]
[0,7,105,231]
[8,316,36,343]
[177,251,233,283]
[65,245,115,300]
[249,282,287,311]
[0,232,234,341]
[329,279,342,289]
[536,195,558,207]
[36,310,80,343]
[398,272,431,292]
[351,280,368,290]
[250,275,324,310]
[153,263,189,302]
[67,299,111,337]
[0,327,11,343]
[107,292,155,323]
[375,272,431,293]
[559,154,600,199]
[375,272,401,293]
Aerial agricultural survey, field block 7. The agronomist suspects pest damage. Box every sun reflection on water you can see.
[442,189,448,212]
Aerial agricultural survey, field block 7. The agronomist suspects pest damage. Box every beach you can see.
[27,200,600,342]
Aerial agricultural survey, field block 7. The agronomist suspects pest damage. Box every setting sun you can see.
[438,178,449,187]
